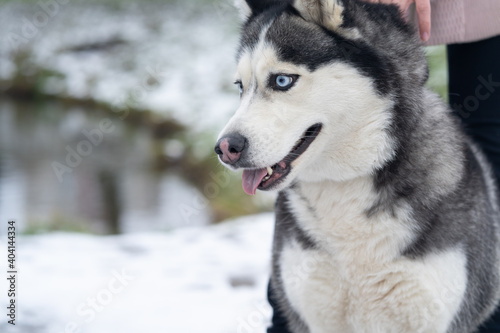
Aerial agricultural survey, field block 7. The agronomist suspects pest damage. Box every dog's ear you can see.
[292,0,345,31]
[234,0,290,20]
[234,0,253,19]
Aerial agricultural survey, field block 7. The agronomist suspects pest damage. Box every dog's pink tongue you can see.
[242,168,268,195]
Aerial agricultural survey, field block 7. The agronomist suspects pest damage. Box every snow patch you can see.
[0,214,275,333]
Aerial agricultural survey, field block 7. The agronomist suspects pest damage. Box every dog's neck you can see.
[288,175,377,215]
[283,175,415,266]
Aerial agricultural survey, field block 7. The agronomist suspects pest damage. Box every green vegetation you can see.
[425,45,448,101]
[23,215,94,235]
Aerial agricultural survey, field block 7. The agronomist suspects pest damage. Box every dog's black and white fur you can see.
[214,0,500,331]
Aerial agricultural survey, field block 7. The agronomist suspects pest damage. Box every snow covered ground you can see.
[0,214,274,333]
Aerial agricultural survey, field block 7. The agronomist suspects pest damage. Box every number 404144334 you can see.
[7,220,16,270]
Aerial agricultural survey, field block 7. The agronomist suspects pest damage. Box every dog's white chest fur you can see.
[279,178,467,333]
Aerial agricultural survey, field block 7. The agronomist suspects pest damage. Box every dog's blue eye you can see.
[276,75,292,87]
[270,74,299,91]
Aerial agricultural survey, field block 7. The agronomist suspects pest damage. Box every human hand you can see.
[364,0,431,42]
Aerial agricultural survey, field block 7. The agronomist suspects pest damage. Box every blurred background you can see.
[0,0,447,332]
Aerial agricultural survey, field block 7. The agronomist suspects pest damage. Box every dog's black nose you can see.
[214,133,247,165]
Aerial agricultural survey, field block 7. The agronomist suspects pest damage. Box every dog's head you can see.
[215,0,428,195]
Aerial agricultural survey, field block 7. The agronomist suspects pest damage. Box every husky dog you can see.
[214,0,500,331]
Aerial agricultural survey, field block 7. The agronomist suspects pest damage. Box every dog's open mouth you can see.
[242,123,322,195]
